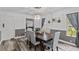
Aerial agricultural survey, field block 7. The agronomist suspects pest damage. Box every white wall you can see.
[0,11,28,40]
[0,11,53,40]
[0,11,43,40]
[51,7,79,31]
[39,7,79,32]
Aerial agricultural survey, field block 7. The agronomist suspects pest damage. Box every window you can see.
[66,20,77,37]
[67,26,77,37]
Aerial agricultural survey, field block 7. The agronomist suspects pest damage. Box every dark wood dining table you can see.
[35,31,53,51]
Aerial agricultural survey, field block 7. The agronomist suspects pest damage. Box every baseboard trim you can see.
[59,39,76,47]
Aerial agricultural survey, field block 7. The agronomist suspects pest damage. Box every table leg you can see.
[40,41,44,51]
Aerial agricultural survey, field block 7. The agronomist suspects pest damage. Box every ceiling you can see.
[0,7,65,15]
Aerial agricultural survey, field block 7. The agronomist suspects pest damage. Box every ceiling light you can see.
[34,7,42,9]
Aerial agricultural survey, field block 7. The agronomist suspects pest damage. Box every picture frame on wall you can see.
[57,19,61,23]
[52,19,55,22]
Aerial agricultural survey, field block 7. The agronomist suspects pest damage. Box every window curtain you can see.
[67,13,78,30]
[67,12,79,47]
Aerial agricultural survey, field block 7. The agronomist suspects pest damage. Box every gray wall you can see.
[15,29,25,37]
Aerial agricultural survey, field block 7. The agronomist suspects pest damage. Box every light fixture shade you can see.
[35,15,40,19]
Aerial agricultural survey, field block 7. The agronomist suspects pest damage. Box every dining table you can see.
[35,31,53,51]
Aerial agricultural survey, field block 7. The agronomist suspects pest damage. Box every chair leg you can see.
[40,41,44,51]
[43,45,46,51]
[49,48,52,51]
[34,46,36,51]
[27,40,29,45]
[29,46,31,50]
[52,49,53,51]
[56,46,58,51]
[29,41,32,50]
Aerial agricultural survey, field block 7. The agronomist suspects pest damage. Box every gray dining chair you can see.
[30,31,40,50]
[44,32,60,51]
[26,31,31,47]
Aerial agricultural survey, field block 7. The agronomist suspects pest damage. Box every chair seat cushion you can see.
[44,40,53,48]
[34,42,40,45]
